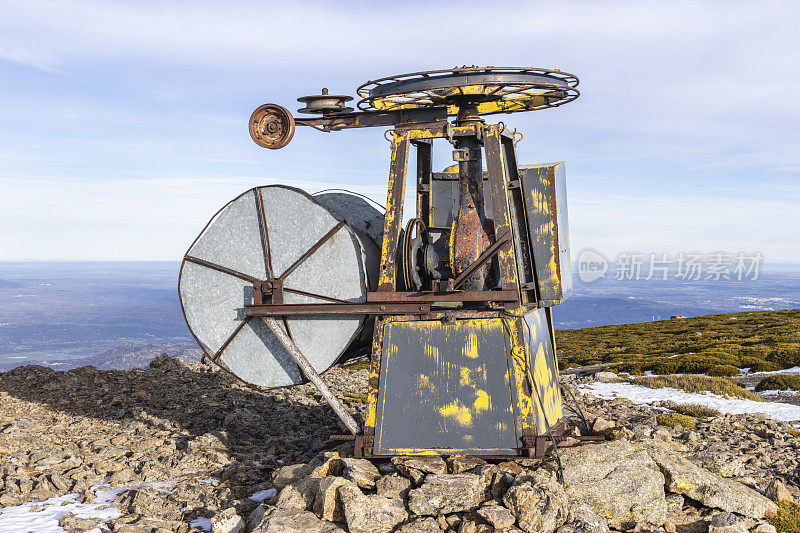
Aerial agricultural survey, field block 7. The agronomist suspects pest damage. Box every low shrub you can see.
[656,413,696,429]
[768,500,800,533]
[652,360,679,375]
[755,374,800,392]
[707,364,740,377]
[745,360,784,373]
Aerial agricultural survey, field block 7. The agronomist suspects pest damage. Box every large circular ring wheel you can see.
[357,66,579,116]
[179,185,368,388]
[249,104,296,149]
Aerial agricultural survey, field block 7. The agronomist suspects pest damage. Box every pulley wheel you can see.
[249,104,296,149]
[179,185,368,388]
[357,66,579,116]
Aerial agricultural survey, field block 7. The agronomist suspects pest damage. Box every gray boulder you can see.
[707,511,749,533]
[503,470,569,533]
[647,443,778,519]
[555,502,610,533]
[392,455,447,475]
[252,508,346,533]
[408,473,488,515]
[396,517,442,532]
[337,483,408,533]
[341,458,381,489]
[477,502,516,529]
[594,371,624,383]
[376,474,412,499]
[559,439,667,529]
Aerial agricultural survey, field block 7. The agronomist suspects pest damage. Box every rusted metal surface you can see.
[249,104,295,149]
[484,126,521,296]
[452,232,510,289]
[297,88,354,115]
[246,302,429,316]
[519,162,573,306]
[452,128,493,291]
[296,106,447,132]
[366,290,517,303]
[497,134,538,306]
[377,135,409,291]
[357,66,579,116]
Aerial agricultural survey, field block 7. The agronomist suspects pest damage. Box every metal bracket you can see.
[261,317,360,435]
[452,147,480,162]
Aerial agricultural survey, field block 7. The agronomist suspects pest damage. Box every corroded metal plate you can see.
[374,318,518,455]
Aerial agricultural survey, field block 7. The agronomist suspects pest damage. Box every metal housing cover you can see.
[519,162,573,306]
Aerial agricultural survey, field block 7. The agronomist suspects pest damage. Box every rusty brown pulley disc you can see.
[249,104,296,149]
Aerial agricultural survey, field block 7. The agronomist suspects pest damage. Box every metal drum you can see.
[179,185,369,388]
[313,190,384,291]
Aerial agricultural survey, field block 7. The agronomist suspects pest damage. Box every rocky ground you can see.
[0,355,798,532]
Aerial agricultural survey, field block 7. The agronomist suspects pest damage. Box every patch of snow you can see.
[249,488,277,502]
[741,367,751,374]
[0,493,122,533]
[644,371,654,376]
[579,382,800,422]
[199,478,217,485]
[190,517,212,532]
[0,480,175,533]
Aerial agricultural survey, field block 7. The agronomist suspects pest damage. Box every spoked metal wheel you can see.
[179,185,368,388]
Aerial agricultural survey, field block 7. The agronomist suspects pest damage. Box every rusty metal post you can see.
[452,105,492,290]
[261,317,361,435]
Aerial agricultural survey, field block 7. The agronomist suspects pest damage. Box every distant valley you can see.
[1,261,799,371]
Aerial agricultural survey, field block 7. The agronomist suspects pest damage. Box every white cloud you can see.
[0,0,798,260]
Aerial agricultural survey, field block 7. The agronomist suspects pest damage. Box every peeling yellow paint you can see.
[463,331,479,359]
[439,399,473,427]
[473,389,490,413]
[459,367,471,387]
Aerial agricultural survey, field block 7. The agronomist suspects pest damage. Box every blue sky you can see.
[1,0,798,262]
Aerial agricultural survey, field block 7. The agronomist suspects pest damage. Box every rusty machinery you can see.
[179,66,583,458]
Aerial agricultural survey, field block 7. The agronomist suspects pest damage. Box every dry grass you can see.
[656,413,696,430]
[341,392,368,405]
[631,375,764,402]
[341,357,370,370]
[662,402,721,418]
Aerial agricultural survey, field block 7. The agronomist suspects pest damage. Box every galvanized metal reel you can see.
[179,185,369,388]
